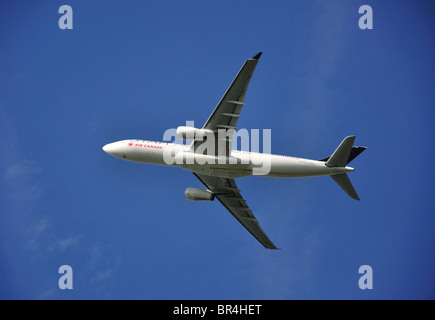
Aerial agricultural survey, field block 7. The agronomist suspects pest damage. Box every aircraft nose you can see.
[102,143,110,154]
[102,142,118,156]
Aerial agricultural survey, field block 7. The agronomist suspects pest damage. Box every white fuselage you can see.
[103,139,354,178]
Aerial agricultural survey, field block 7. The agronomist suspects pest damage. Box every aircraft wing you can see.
[192,172,277,249]
[193,52,262,156]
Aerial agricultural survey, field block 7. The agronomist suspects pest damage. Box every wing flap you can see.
[192,172,277,249]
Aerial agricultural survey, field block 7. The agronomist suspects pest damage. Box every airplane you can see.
[102,52,366,249]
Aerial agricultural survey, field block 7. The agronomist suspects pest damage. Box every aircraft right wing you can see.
[192,172,277,249]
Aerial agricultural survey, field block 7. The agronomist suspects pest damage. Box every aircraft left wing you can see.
[192,172,277,249]
[193,52,262,156]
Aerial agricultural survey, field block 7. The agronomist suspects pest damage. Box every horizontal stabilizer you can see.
[330,173,360,200]
[346,146,367,164]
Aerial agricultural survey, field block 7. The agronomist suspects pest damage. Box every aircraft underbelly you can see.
[182,163,252,178]
[127,148,166,165]
[266,157,331,178]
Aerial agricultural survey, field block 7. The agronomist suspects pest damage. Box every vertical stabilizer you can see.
[326,136,355,167]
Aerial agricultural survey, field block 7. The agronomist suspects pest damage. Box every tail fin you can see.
[321,136,366,200]
[326,136,355,167]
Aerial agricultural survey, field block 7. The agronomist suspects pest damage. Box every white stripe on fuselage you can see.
[102,139,354,179]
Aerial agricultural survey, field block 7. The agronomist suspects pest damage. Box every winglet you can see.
[251,52,262,60]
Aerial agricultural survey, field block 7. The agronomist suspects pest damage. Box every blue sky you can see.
[1,0,434,299]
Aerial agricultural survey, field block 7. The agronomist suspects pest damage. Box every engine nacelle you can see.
[176,126,213,141]
[185,188,215,201]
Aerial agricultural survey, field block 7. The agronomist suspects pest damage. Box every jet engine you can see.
[185,188,215,201]
[176,126,213,141]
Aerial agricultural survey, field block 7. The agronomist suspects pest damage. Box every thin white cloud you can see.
[87,243,103,266]
[289,0,352,149]
[24,217,51,251]
[4,160,41,181]
[5,171,43,203]
[90,269,114,283]
[56,236,82,251]
[0,108,48,255]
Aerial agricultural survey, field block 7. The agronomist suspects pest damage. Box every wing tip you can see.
[251,52,263,60]
[265,242,279,250]
[266,245,279,250]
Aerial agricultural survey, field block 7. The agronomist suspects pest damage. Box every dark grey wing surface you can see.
[193,172,277,249]
[192,52,262,156]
